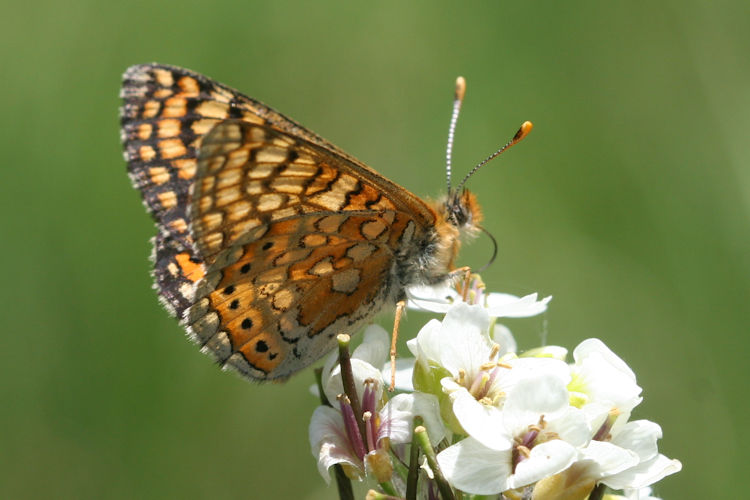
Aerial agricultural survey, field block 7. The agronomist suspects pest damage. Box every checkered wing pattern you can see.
[120,65,443,380]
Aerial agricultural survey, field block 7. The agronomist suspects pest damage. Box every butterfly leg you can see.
[389,300,406,391]
[448,266,473,302]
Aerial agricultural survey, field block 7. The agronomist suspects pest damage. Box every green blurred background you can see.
[2,1,747,498]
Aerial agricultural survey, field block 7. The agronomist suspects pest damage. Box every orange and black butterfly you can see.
[120,64,530,381]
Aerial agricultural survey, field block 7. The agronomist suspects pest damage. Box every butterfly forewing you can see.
[181,120,432,379]
[120,63,372,249]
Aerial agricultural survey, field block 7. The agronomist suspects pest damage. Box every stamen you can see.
[489,343,500,360]
[484,364,504,391]
[520,427,539,448]
[362,378,377,415]
[490,391,505,406]
[516,444,531,458]
[479,361,498,371]
[469,372,490,399]
[338,394,367,460]
[363,411,376,452]
[457,368,467,385]
[593,408,620,441]
[537,415,548,428]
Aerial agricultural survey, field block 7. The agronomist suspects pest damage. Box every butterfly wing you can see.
[120,63,376,247]
[121,63,436,319]
[121,64,443,380]
[181,120,435,379]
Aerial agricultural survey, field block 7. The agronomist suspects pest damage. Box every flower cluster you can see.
[309,279,681,499]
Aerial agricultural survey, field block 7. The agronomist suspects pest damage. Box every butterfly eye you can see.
[445,193,470,227]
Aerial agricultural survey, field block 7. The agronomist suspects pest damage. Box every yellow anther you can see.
[516,445,531,458]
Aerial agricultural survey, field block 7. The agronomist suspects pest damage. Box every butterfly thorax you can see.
[393,189,482,293]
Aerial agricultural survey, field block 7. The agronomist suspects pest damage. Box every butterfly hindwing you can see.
[150,231,205,318]
[183,212,400,379]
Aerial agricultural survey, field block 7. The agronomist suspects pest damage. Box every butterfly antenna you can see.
[455,121,533,193]
[445,76,466,194]
[477,225,498,272]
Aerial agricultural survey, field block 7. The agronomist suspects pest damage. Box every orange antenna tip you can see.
[455,76,466,101]
[512,121,533,144]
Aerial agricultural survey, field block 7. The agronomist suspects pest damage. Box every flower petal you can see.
[309,406,362,483]
[509,439,578,489]
[579,440,640,478]
[610,420,662,462]
[570,339,642,413]
[378,393,446,446]
[406,284,457,313]
[437,437,512,495]
[407,285,552,319]
[485,292,552,318]
[602,454,682,490]
[436,303,492,377]
[352,324,390,368]
[503,374,571,434]
[449,387,510,450]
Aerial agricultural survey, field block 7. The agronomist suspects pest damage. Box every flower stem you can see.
[378,481,399,497]
[365,490,401,500]
[588,483,607,500]
[405,417,422,500]
[337,334,366,438]
[333,459,355,500]
[314,368,330,407]
[414,426,456,500]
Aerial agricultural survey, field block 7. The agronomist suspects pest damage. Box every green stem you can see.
[314,367,330,407]
[588,483,607,500]
[333,463,354,500]
[378,481,398,497]
[405,418,422,500]
[414,426,455,500]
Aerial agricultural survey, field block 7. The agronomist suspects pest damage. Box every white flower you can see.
[309,325,446,484]
[594,420,682,491]
[406,302,570,442]
[568,338,644,438]
[307,289,681,497]
[407,283,551,318]
[437,374,591,494]
[544,339,681,497]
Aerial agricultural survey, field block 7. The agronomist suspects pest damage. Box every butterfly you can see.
[120,63,531,381]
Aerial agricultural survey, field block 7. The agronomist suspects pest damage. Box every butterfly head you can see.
[444,188,482,233]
